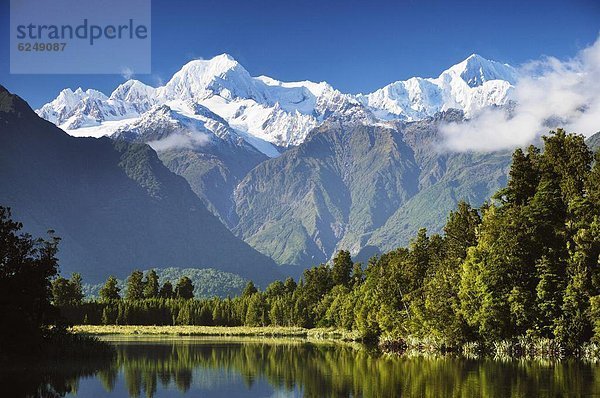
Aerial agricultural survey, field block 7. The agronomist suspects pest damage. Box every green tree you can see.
[458,207,514,341]
[175,277,194,299]
[143,269,159,299]
[269,298,286,326]
[501,146,540,206]
[443,201,481,261]
[406,228,430,291]
[542,129,592,203]
[70,272,84,303]
[99,275,121,301]
[125,270,145,301]
[159,281,174,299]
[0,207,61,354]
[586,151,600,207]
[245,293,267,326]
[102,305,118,325]
[242,281,258,297]
[283,277,297,294]
[535,255,564,335]
[351,262,364,287]
[332,250,353,287]
[51,277,73,307]
[51,272,84,306]
[554,265,592,352]
[265,280,285,298]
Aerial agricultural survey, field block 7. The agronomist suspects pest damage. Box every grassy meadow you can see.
[71,325,360,341]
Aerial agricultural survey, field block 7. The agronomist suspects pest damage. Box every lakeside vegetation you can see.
[0,207,112,362]
[72,325,360,341]
[55,130,600,357]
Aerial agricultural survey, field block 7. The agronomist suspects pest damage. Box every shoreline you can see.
[71,325,600,361]
[70,325,360,341]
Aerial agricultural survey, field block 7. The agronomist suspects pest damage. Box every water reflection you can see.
[3,336,600,397]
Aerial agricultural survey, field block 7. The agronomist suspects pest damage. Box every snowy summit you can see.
[36,53,518,157]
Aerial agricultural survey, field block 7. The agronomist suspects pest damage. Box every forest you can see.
[35,130,600,353]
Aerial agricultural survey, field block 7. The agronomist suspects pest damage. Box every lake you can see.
[4,336,600,397]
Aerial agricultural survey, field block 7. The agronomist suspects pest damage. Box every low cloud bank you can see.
[148,132,210,151]
[441,36,600,152]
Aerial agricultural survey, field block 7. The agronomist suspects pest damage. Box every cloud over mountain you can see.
[441,36,600,152]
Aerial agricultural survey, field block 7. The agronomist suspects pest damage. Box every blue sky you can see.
[1,0,599,108]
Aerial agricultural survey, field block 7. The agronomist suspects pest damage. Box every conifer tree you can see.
[125,270,145,301]
[143,269,160,299]
[175,277,194,299]
[99,275,121,301]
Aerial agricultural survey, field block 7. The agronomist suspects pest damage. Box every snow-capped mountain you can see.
[36,53,518,155]
[358,54,517,121]
[36,81,157,130]
[111,100,268,157]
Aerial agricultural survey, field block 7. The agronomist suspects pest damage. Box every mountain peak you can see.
[446,54,517,87]
[110,79,156,103]
[213,53,236,62]
[179,53,242,76]
[465,53,485,61]
[160,53,255,101]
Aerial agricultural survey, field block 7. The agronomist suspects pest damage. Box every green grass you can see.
[71,325,360,341]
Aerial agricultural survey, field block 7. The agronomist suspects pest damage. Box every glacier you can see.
[36,53,518,157]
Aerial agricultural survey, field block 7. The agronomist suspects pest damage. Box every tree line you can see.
[53,130,600,353]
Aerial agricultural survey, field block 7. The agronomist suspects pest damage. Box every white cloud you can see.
[151,74,164,86]
[441,36,600,152]
[147,132,210,152]
[121,66,135,80]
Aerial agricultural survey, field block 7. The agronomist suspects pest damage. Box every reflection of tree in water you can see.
[0,358,111,398]
[99,340,600,398]
[6,341,600,397]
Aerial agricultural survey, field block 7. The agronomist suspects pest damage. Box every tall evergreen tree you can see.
[70,273,84,303]
[332,250,353,287]
[283,277,297,295]
[443,201,481,261]
[543,129,592,203]
[159,281,174,299]
[242,281,258,297]
[143,269,160,299]
[351,262,364,287]
[175,277,194,299]
[125,270,145,301]
[502,146,540,206]
[99,275,121,301]
[406,228,430,291]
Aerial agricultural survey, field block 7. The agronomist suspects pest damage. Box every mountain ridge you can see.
[36,53,517,151]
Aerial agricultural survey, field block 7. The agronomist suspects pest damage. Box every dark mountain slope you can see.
[0,86,279,284]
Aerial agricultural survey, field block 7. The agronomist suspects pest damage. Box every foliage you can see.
[0,206,61,355]
[51,273,83,306]
[51,130,600,355]
[0,206,113,360]
[99,276,121,301]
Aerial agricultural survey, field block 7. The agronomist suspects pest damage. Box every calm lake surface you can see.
[5,336,600,397]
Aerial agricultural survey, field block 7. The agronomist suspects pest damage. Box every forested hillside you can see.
[61,130,600,353]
